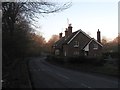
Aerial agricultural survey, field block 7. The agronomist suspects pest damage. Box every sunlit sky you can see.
[33,0,119,42]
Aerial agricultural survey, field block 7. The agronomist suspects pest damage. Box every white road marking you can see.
[56,73,70,80]
[81,83,92,88]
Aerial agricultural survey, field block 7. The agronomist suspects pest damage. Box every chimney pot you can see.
[65,28,68,37]
[59,32,62,39]
[68,24,72,36]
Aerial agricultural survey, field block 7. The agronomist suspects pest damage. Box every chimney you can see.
[68,24,72,36]
[97,29,101,43]
[65,28,68,38]
[59,32,62,39]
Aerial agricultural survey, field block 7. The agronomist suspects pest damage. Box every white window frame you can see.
[55,49,60,55]
[93,44,98,50]
[73,51,79,55]
[64,51,67,56]
[74,41,79,47]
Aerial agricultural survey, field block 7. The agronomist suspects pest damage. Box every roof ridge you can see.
[92,38,103,46]
[79,29,92,39]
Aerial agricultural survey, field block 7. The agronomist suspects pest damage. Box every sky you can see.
[33,0,119,42]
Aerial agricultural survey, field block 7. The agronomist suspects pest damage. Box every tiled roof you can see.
[54,30,79,48]
[53,29,103,49]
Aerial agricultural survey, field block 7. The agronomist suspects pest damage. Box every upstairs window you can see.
[93,44,98,50]
[74,41,79,47]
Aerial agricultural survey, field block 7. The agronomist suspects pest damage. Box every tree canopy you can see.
[2,1,72,65]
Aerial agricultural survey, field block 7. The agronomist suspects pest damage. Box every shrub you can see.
[46,55,64,64]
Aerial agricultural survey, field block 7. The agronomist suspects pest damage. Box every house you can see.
[52,24,103,58]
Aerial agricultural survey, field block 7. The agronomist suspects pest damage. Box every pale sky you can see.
[32,0,119,42]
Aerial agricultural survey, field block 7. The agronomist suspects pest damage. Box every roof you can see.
[67,29,92,44]
[54,30,79,48]
[53,29,103,49]
[82,38,103,50]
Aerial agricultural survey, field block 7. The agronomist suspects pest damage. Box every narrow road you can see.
[28,57,118,88]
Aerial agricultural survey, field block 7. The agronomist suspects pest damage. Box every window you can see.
[73,51,79,55]
[64,51,67,56]
[74,41,79,47]
[55,49,60,55]
[93,44,98,50]
[84,51,88,56]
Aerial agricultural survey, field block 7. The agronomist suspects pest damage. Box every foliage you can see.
[45,35,59,53]
[102,35,119,57]
[2,2,72,34]
[46,55,105,66]
[2,1,71,66]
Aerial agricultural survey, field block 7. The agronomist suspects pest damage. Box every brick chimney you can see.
[97,29,101,43]
[65,28,68,38]
[68,24,72,36]
[59,32,62,39]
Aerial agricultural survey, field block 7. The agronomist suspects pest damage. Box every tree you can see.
[2,1,72,35]
[112,33,120,45]
[46,35,59,53]
[28,33,46,56]
[2,1,72,88]
[2,1,71,58]
[101,36,108,45]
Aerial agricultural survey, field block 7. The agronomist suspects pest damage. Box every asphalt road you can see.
[28,57,119,88]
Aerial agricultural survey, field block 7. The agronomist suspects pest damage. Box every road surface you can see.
[28,57,119,88]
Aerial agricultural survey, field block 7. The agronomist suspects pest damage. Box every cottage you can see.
[52,24,103,58]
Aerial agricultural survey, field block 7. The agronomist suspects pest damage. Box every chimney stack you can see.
[97,29,101,43]
[68,24,72,36]
[59,32,62,39]
[65,28,68,38]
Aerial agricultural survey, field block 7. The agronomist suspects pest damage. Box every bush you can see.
[46,55,105,66]
[46,55,64,64]
[66,56,85,63]
[65,56,104,66]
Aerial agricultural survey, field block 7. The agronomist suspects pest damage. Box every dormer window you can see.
[93,44,98,50]
[74,41,79,47]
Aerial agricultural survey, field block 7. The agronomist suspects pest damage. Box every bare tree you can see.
[46,35,59,52]
[2,1,72,35]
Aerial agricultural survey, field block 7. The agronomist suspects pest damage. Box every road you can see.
[28,57,119,88]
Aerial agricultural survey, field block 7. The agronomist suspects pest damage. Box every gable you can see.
[83,38,103,51]
[67,30,92,49]
[67,29,92,44]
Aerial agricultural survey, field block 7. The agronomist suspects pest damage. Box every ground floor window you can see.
[84,51,88,56]
[55,49,60,55]
[73,51,79,55]
[64,51,67,56]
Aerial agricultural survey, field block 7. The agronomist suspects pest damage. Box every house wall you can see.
[63,45,68,56]
[53,31,103,58]
[66,32,90,57]
[88,40,102,57]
